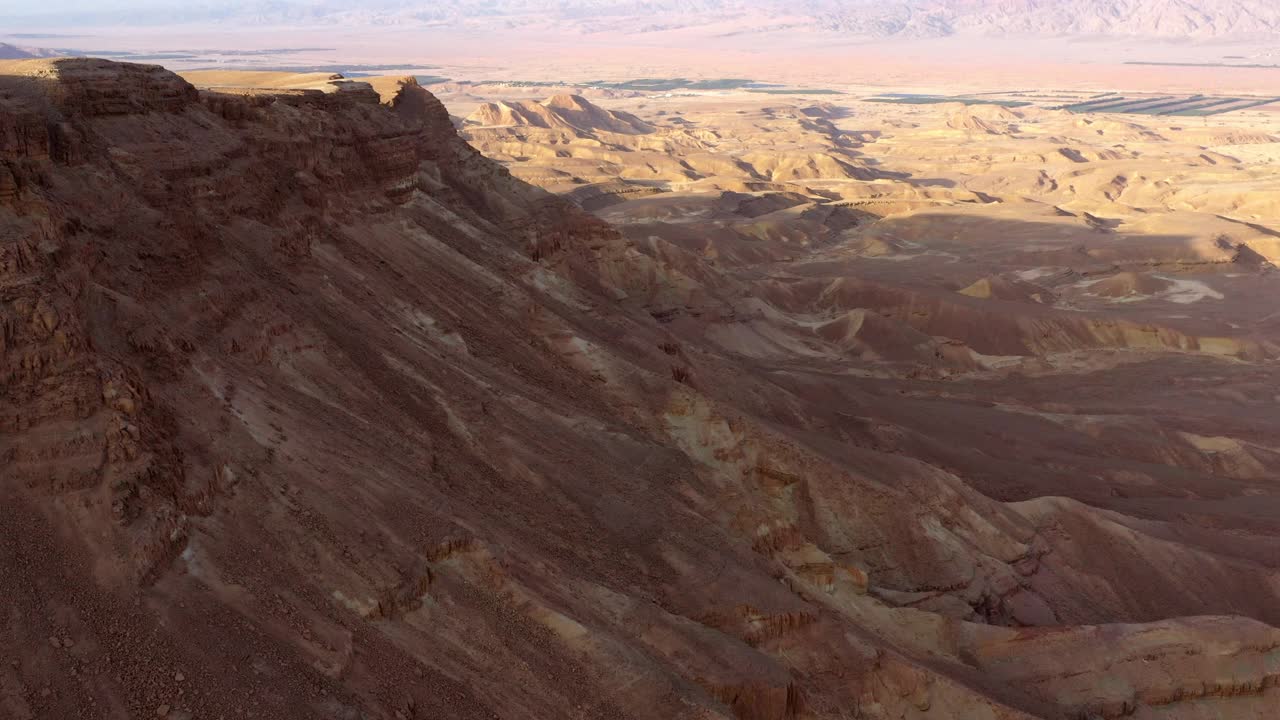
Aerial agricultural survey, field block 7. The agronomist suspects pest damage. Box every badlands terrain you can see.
[4,57,1280,720]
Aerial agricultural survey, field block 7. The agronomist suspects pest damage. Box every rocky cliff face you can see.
[2,58,1279,720]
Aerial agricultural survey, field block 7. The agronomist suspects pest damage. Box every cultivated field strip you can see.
[1064,94,1280,116]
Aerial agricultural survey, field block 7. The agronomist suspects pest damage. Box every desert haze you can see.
[11,0,1280,37]
[4,2,1280,720]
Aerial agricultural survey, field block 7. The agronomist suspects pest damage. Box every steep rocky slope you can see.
[3,58,1280,720]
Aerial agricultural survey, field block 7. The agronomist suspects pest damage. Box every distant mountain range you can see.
[7,0,1280,40]
[0,42,64,59]
[455,0,1280,39]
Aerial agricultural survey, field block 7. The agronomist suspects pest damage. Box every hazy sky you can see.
[3,1,371,24]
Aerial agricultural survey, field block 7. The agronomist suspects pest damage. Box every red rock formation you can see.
[3,58,1280,720]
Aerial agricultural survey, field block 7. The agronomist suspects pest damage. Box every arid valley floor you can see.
[4,55,1280,719]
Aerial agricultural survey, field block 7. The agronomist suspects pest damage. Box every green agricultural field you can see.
[1154,97,1247,114]
[748,88,843,95]
[1082,96,1182,113]
[193,64,444,74]
[466,80,566,87]
[1062,94,1280,117]
[454,77,761,92]
[1062,96,1130,112]
[1126,60,1280,70]
[865,95,1030,107]
[589,78,756,91]
[1166,97,1280,116]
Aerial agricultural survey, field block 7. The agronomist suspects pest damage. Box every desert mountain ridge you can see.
[465,94,655,134]
[11,0,1280,40]
[0,43,62,60]
[4,56,1280,720]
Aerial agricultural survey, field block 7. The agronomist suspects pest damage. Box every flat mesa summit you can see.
[4,58,1280,720]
